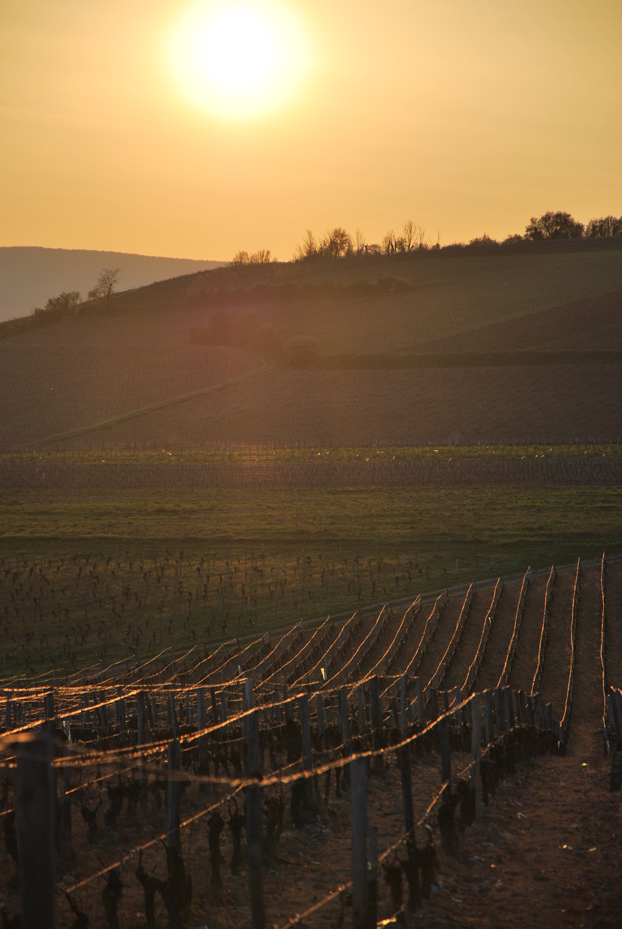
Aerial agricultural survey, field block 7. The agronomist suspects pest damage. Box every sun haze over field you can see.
[1,0,621,259]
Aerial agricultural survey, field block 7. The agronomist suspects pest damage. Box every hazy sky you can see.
[2,0,621,261]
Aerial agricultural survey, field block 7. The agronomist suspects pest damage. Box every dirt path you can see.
[416,593,465,688]
[509,573,548,693]
[474,579,522,690]
[388,599,434,676]
[444,584,494,690]
[356,607,406,678]
[567,562,605,757]
[539,566,575,718]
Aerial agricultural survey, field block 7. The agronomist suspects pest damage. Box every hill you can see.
[407,290,622,353]
[0,246,223,323]
[3,239,622,449]
[75,238,622,354]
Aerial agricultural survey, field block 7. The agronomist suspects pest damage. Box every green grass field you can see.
[2,484,621,676]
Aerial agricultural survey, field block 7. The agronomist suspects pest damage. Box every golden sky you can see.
[1,0,621,261]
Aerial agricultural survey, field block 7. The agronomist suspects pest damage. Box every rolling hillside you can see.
[3,240,622,449]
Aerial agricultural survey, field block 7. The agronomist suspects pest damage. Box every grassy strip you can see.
[305,351,622,368]
[4,443,622,465]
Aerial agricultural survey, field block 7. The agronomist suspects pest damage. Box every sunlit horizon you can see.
[0,0,620,260]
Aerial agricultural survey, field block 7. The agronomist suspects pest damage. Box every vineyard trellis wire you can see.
[1,554,620,928]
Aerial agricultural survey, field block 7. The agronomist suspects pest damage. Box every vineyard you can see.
[1,555,621,928]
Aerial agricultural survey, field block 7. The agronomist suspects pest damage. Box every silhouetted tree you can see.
[293,230,318,261]
[524,211,584,239]
[585,215,622,237]
[382,230,398,254]
[318,228,352,258]
[88,268,121,303]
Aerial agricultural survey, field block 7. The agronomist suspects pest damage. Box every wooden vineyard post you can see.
[196,688,207,731]
[316,693,326,748]
[137,691,147,747]
[429,688,440,722]
[485,691,493,744]
[16,736,55,929]
[369,677,382,734]
[196,688,208,793]
[415,677,425,726]
[398,740,415,837]
[168,693,178,738]
[454,687,463,727]
[357,684,366,732]
[59,744,72,842]
[504,688,515,729]
[439,715,451,785]
[471,697,482,813]
[495,689,506,732]
[245,681,265,929]
[514,690,523,726]
[400,675,408,732]
[299,694,312,770]
[350,756,368,929]
[368,826,378,929]
[340,687,351,749]
[247,779,265,929]
[167,740,181,851]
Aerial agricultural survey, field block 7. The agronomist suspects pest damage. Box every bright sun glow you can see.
[170,0,309,119]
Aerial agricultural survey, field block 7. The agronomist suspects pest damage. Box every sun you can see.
[170,0,309,119]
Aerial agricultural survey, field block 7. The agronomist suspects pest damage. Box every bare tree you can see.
[293,230,318,261]
[318,228,352,258]
[402,220,416,251]
[382,230,395,254]
[249,249,273,264]
[88,268,121,304]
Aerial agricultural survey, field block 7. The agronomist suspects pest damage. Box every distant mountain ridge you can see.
[0,246,224,323]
